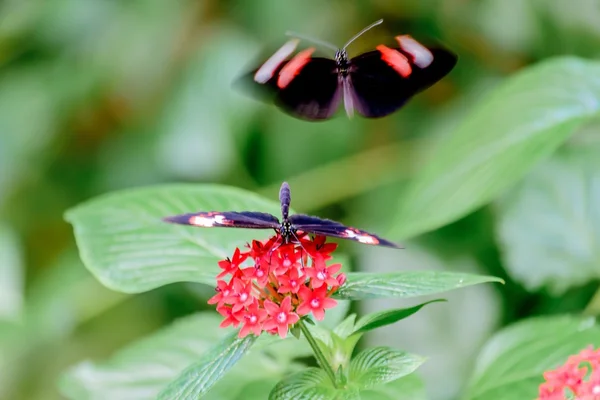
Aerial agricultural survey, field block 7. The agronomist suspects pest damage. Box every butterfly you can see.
[163,182,401,249]
[236,19,457,121]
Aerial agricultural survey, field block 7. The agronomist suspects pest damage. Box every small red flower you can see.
[226,278,255,312]
[538,346,600,399]
[242,261,270,287]
[216,304,240,328]
[210,234,346,338]
[236,299,268,338]
[301,235,337,260]
[277,266,304,294]
[217,248,249,279]
[305,259,342,288]
[263,297,299,338]
[207,279,234,306]
[297,285,338,321]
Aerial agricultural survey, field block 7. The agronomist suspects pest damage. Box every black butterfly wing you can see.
[289,214,402,249]
[275,58,341,121]
[163,211,280,230]
[349,46,457,118]
[235,55,341,121]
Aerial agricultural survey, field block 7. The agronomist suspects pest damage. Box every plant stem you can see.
[298,320,337,387]
[583,285,600,317]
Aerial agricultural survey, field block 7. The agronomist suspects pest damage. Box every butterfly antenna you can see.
[342,19,384,50]
[285,31,339,52]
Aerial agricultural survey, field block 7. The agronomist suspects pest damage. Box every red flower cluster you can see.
[538,346,600,399]
[209,234,346,339]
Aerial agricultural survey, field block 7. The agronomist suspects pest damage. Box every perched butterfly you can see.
[237,19,457,121]
[163,182,401,249]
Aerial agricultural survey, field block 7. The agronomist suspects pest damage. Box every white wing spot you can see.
[396,35,433,69]
[190,214,226,227]
[254,39,300,83]
[344,229,377,244]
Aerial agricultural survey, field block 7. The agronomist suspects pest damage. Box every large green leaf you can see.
[60,312,310,400]
[360,373,426,400]
[495,145,600,293]
[392,57,600,239]
[157,332,257,400]
[335,271,502,300]
[353,299,446,334]
[349,347,424,390]
[463,315,600,400]
[269,368,339,400]
[64,184,282,293]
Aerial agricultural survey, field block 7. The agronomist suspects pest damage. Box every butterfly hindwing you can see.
[163,211,280,229]
[349,46,457,118]
[289,214,402,249]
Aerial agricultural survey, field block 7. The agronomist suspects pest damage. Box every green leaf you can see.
[349,347,425,390]
[269,368,338,400]
[464,315,600,400]
[61,312,306,400]
[0,225,23,321]
[60,313,227,399]
[495,145,600,293]
[360,373,426,400]
[353,299,446,334]
[335,271,503,300]
[157,332,257,400]
[393,57,600,239]
[64,184,281,293]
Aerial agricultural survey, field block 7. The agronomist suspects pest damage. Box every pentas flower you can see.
[209,234,346,338]
[538,346,600,400]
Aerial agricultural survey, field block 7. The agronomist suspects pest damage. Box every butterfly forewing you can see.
[164,211,280,229]
[349,47,457,118]
[275,58,341,120]
[289,214,401,249]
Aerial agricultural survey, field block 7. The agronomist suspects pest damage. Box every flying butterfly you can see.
[236,19,457,121]
[163,182,401,249]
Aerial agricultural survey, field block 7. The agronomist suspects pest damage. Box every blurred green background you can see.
[1,0,600,399]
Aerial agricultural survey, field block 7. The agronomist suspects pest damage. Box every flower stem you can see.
[298,319,337,388]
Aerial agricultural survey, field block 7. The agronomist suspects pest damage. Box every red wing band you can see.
[376,45,412,77]
[277,47,316,89]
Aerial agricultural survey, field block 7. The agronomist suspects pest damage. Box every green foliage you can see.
[464,315,600,400]
[352,299,446,334]
[336,272,502,300]
[2,1,600,399]
[64,185,282,292]
[393,57,600,240]
[496,144,600,293]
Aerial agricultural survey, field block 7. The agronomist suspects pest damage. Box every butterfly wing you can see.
[349,44,457,118]
[163,211,280,230]
[236,52,341,121]
[289,214,402,249]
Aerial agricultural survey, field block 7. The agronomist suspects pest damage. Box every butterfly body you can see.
[238,20,457,121]
[163,182,401,249]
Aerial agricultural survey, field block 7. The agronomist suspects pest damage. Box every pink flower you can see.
[538,346,600,399]
[235,300,268,338]
[226,278,255,312]
[277,267,304,294]
[296,285,337,321]
[217,248,248,279]
[209,234,346,338]
[216,304,240,328]
[263,297,299,338]
[207,279,234,306]
[305,259,342,288]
